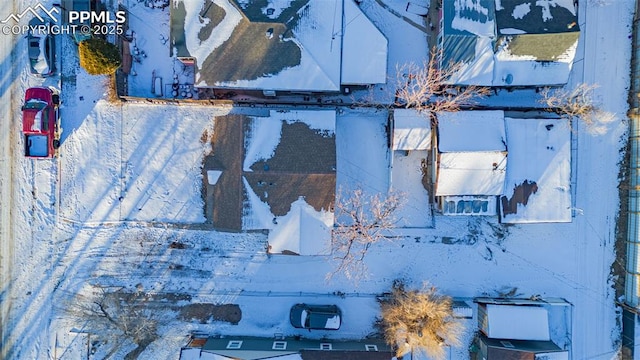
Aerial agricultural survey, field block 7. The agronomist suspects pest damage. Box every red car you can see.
[22,87,60,158]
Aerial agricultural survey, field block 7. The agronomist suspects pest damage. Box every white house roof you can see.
[436,151,507,196]
[393,109,431,150]
[446,36,495,86]
[501,118,571,223]
[341,0,388,85]
[492,41,577,86]
[437,111,506,152]
[268,198,333,255]
[484,304,550,341]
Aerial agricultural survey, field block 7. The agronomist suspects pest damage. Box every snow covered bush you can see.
[78,38,122,75]
[378,281,463,360]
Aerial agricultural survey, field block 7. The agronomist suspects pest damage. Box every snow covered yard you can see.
[0,0,635,360]
[59,101,224,224]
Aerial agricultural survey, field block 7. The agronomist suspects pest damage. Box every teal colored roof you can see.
[441,0,495,37]
[203,336,391,353]
[440,0,495,69]
[442,34,477,67]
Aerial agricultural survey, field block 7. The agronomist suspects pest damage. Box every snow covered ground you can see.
[0,0,635,360]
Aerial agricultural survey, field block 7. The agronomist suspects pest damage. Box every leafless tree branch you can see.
[65,286,159,359]
[539,83,617,134]
[329,188,405,282]
[394,48,491,114]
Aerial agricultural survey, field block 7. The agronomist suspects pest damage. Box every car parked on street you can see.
[290,304,342,330]
[22,87,60,158]
[27,19,55,77]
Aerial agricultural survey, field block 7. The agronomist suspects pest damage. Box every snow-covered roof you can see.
[501,118,571,223]
[443,0,495,38]
[445,36,495,86]
[244,110,336,171]
[173,0,387,91]
[436,151,507,196]
[441,0,579,86]
[392,109,431,150]
[483,304,550,341]
[239,110,336,231]
[492,55,576,87]
[437,111,506,152]
[341,0,388,85]
[494,0,578,35]
[268,198,333,255]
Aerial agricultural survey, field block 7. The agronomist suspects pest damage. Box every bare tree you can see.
[394,48,491,114]
[329,188,404,281]
[378,281,463,360]
[539,83,616,134]
[66,286,159,359]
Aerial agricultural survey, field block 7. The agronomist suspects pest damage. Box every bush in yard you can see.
[79,38,122,75]
[378,281,463,359]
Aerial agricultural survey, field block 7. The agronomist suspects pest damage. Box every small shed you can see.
[478,304,550,341]
[474,297,572,359]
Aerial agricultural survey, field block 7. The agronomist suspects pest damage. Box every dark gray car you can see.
[27,19,54,77]
[290,304,342,330]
